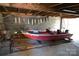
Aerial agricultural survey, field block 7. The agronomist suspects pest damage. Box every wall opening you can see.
[63,18,79,42]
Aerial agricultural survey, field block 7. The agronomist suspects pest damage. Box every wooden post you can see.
[9,35,14,53]
[60,13,63,31]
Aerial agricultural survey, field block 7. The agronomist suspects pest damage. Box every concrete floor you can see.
[7,41,79,56]
[1,37,79,56]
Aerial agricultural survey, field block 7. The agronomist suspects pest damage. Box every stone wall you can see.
[3,15,60,32]
[0,14,5,30]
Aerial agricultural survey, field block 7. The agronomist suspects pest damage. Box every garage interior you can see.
[0,3,79,56]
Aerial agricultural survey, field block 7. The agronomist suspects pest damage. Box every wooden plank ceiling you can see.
[0,3,79,18]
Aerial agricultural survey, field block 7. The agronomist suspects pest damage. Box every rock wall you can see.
[3,15,60,32]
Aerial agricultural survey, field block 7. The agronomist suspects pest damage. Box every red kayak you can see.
[22,31,73,41]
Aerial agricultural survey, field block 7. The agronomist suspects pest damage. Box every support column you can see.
[60,13,63,31]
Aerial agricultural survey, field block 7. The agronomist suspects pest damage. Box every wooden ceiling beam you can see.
[49,3,62,8]
[65,4,79,8]
[0,3,56,16]
[54,3,79,10]
[0,3,55,13]
[12,3,51,11]
[0,3,79,18]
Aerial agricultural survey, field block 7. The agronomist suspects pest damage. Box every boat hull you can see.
[22,32,73,41]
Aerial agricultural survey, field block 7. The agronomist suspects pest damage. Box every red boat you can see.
[22,30,73,41]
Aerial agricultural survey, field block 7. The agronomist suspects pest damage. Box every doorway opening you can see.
[63,18,79,43]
